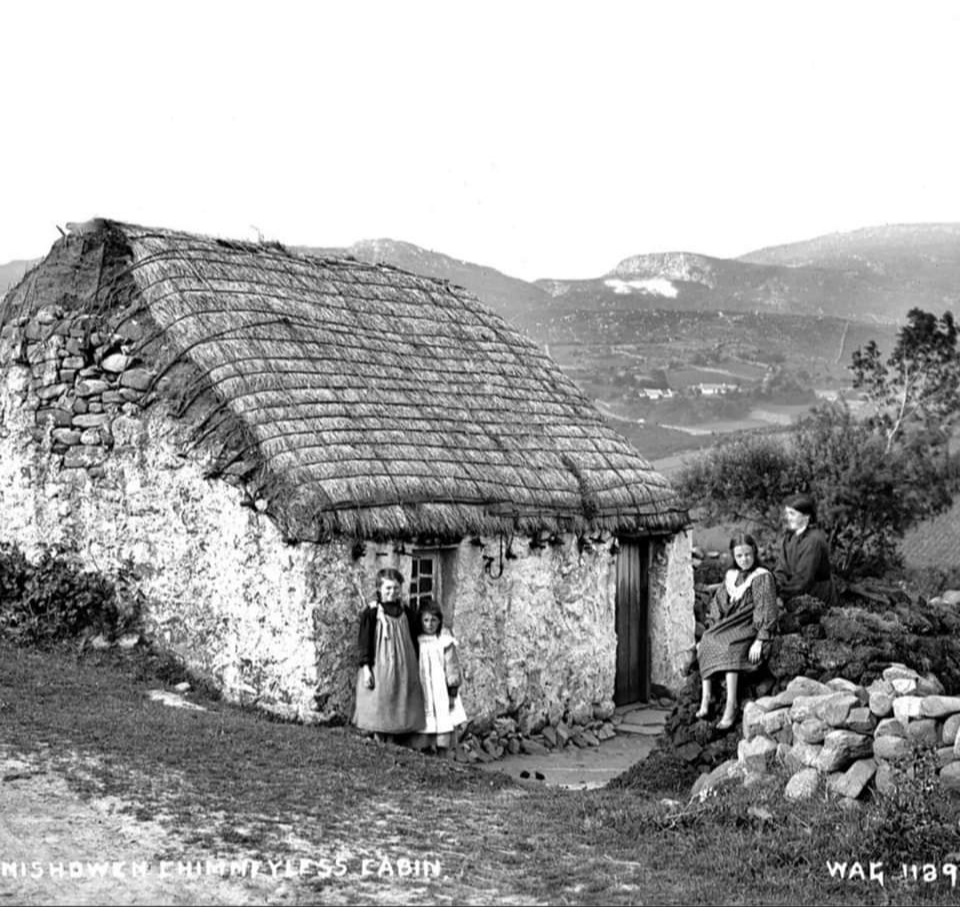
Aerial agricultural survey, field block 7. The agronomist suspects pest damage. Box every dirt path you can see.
[0,762,284,906]
[0,754,546,906]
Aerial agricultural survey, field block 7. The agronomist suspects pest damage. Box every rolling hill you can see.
[536,223,960,325]
[310,225,960,332]
[299,239,556,337]
[0,260,35,295]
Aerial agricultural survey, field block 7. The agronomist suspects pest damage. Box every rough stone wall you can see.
[693,664,960,804]
[0,357,332,719]
[648,530,696,691]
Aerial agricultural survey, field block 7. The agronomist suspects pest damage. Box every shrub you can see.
[0,541,30,605]
[0,541,141,644]
[677,404,959,580]
[865,744,960,866]
[902,564,960,600]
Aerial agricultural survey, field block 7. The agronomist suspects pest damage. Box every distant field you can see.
[666,366,760,388]
[663,417,772,434]
[901,498,960,570]
[607,420,717,460]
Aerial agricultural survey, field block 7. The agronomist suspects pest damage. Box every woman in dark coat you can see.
[773,493,838,607]
[697,533,778,729]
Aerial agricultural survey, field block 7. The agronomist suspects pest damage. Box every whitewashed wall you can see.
[649,530,696,691]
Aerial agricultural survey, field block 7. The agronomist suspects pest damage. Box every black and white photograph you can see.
[2,2,960,904]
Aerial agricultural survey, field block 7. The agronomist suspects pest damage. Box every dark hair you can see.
[417,600,444,636]
[783,493,817,522]
[729,533,763,572]
[375,568,405,603]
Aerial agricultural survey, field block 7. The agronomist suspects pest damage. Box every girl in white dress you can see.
[412,601,468,756]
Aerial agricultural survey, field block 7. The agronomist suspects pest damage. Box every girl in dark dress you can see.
[697,533,778,730]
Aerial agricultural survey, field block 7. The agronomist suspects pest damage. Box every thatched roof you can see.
[2,219,688,541]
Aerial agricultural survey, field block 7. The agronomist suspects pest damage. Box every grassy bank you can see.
[2,641,959,905]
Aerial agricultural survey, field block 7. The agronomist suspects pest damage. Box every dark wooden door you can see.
[615,538,650,705]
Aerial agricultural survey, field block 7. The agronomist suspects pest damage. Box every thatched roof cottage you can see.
[0,220,693,725]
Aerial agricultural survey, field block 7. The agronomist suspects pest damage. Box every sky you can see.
[2,0,960,280]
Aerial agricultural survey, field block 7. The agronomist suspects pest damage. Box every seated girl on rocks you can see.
[696,533,778,730]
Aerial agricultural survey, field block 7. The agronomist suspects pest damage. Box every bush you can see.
[677,404,959,580]
[902,564,960,600]
[866,743,959,866]
[0,541,141,644]
[0,541,30,604]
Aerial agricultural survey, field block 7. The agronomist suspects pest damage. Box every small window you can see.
[408,547,458,628]
[409,553,439,610]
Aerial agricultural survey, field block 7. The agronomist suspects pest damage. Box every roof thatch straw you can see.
[1,219,688,541]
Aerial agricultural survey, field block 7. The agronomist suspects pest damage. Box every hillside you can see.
[740,222,960,271]
[0,259,35,295]
[299,238,556,337]
[739,223,960,319]
[536,239,960,326]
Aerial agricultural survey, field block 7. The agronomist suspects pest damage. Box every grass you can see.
[3,640,960,905]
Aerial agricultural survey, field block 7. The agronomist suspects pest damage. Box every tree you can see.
[676,404,959,579]
[850,308,960,452]
[675,434,797,534]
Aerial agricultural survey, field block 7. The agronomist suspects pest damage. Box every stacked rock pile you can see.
[2,305,154,477]
[669,553,960,778]
[692,663,960,803]
[451,698,671,764]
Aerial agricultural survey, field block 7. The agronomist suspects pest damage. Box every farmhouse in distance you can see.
[0,219,693,726]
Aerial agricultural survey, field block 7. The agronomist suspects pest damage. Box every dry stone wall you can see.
[692,664,960,803]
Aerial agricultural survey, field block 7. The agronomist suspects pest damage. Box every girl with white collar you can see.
[696,533,778,730]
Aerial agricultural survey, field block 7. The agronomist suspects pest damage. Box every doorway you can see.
[615,537,650,705]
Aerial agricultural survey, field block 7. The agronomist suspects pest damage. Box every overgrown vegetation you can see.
[0,540,142,643]
[677,308,960,580]
[851,308,960,451]
[612,743,960,903]
[868,744,956,867]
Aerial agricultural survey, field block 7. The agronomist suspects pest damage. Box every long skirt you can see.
[698,601,760,680]
[353,610,424,734]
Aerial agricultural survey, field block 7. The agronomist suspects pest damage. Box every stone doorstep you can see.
[615,724,664,736]
[618,708,670,726]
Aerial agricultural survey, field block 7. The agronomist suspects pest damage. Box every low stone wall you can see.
[693,663,960,802]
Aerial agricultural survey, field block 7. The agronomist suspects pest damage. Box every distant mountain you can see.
[736,224,960,320]
[298,239,555,336]
[536,252,854,318]
[740,223,960,270]
[9,223,959,326]
[536,225,960,325]
[0,260,35,295]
